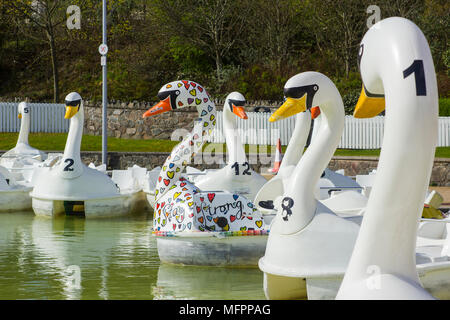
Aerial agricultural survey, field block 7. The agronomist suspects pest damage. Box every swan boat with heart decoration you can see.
[142,80,268,267]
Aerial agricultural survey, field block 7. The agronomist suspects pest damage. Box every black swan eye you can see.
[65,99,81,107]
[228,99,246,111]
[157,90,172,100]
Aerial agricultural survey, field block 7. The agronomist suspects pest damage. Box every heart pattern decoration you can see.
[149,80,265,236]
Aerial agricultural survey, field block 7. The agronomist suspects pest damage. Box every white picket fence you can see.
[210,111,450,148]
[0,102,68,133]
[1,102,449,148]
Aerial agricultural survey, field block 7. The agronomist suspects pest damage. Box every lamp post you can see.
[100,0,108,166]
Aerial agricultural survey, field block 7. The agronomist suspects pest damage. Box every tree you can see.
[152,0,246,81]
[242,0,305,72]
[5,0,73,102]
[306,0,369,78]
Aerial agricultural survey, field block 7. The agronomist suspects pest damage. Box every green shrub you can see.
[342,90,360,115]
[439,98,450,116]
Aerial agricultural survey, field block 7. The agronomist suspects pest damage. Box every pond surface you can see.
[0,211,266,300]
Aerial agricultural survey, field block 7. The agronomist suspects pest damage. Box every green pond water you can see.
[0,211,266,300]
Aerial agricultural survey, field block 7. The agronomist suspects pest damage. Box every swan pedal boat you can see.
[0,102,48,166]
[143,80,268,266]
[0,102,64,212]
[260,17,449,299]
[30,93,148,218]
[0,102,55,183]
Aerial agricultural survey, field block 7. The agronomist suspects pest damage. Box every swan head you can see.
[64,92,83,119]
[224,91,247,119]
[143,80,213,118]
[269,72,330,122]
[17,102,29,119]
[353,24,386,119]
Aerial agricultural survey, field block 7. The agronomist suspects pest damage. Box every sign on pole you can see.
[101,0,108,166]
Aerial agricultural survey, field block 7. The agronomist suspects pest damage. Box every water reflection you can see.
[0,211,265,300]
[153,264,265,300]
[0,211,159,299]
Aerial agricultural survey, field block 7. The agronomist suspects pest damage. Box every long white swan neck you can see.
[155,98,216,201]
[278,111,311,173]
[17,110,30,145]
[342,21,439,285]
[61,103,84,177]
[275,89,344,235]
[223,101,247,164]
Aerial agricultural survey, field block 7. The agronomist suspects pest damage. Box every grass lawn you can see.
[0,132,179,153]
[0,132,449,158]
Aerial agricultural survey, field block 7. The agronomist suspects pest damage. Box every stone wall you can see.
[82,100,279,140]
[1,149,448,185]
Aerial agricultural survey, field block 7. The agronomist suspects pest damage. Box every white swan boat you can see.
[258,71,362,300]
[259,37,449,298]
[0,102,47,163]
[336,17,449,300]
[305,17,448,300]
[187,92,267,202]
[30,92,147,218]
[0,102,51,182]
[143,80,268,266]
[0,102,60,212]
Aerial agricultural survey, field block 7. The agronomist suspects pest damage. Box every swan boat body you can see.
[187,92,267,202]
[335,17,447,300]
[310,17,448,300]
[30,93,147,218]
[0,102,51,183]
[0,102,57,212]
[257,72,362,300]
[259,44,448,299]
[0,102,47,162]
[143,80,268,266]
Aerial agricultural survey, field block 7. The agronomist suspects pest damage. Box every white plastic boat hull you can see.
[32,191,148,218]
[156,234,268,267]
[0,188,32,212]
[262,261,450,300]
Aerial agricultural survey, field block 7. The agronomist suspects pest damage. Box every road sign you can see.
[98,43,108,55]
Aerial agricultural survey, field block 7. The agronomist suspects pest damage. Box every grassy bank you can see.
[0,132,449,158]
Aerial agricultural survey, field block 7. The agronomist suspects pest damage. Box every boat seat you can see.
[416,246,449,264]
[111,170,135,191]
[0,174,11,190]
[418,220,447,239]
[130,165,147,180]
[0,166,16,188]
[355,174,376,188]
[186,166,203,174]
